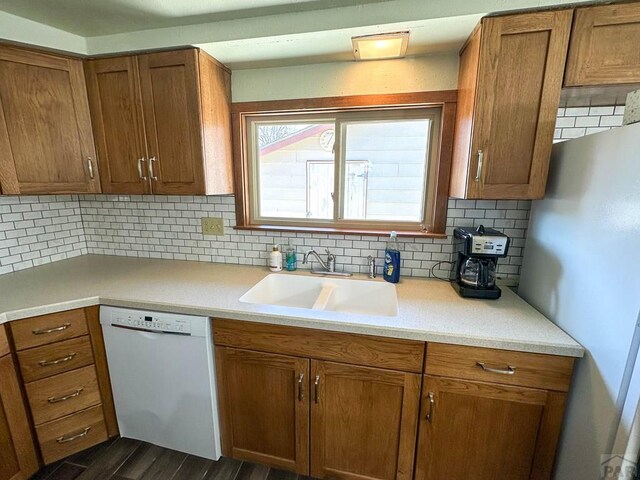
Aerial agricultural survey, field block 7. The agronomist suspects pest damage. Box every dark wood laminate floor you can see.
[30,438,311,480]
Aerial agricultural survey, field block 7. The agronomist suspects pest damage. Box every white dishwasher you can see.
[100,306,221,460]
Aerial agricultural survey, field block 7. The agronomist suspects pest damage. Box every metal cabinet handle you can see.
[475,150,484,182]
[38,353,77,367]
[297,373,304,401]
[476,362,516,375]
[87,158,95,179]
[148,156,158,181]
[426,392,435,423]
[48,388,84,404]
[137,158,148,180]
[56,427,91,444]
[32,323,70,335]
[314,375,320,404]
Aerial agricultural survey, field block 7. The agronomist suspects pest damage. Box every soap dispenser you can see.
[269,245,283,272]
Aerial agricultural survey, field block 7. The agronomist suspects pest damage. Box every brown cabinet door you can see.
[469,11,572,199]
[0,46,100,194]
[415,376,567,480]
[310,360,421,480]
[565,3,640,86]
[85,56,150,194]
[216,347,310,474]
[138,49,205,195]
[0,355,39,480]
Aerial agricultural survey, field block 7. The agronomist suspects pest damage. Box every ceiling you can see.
[0,0,599,69]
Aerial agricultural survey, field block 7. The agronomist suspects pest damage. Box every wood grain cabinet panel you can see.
[216,347,310,474]
[310,360,421,480]
[85,48,233,195]
[415,376,567,480]
[0,354,39,480]
[450,11,572,199]
[10,308,89,351]
[85,56,150,194]
[17,335,94,383]
[35,404,108,465]
[565,3,640,86]
[0,45,100,195]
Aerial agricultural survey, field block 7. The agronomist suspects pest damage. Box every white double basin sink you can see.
[239,273,398,317]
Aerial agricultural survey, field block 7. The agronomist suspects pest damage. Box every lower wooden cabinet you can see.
[216,347,310,474]
[214,320,425,480]
[310,360,420,480]
[415,376,566,480]
[0,351,39,480]
[214,320,575,480]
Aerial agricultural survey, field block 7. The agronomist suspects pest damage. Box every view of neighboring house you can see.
[257,119,432,222]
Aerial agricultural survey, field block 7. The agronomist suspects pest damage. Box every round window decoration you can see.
[319,129,335,152]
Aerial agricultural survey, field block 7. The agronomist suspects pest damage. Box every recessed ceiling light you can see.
[351,31,410,61]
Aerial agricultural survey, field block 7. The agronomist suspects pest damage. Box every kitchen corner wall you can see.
[0,195,86,275]
[0,107,625,279]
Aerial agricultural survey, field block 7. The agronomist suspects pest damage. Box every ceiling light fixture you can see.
[351,31,410,61]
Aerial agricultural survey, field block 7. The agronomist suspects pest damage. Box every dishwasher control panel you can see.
[108,310,192,335]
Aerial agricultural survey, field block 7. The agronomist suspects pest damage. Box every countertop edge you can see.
[0,295,585,358]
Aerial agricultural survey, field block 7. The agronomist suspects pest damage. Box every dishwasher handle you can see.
[109,323,190,336]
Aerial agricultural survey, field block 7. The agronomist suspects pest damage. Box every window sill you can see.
[234,224,447,238]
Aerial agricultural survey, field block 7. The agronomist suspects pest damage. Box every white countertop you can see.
[0,255,583,357]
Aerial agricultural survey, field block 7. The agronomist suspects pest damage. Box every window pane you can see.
[256,122,335,219]
[343,119,431,222]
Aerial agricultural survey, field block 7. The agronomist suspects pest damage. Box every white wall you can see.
[0,10,86,54]
[231,53,459,102]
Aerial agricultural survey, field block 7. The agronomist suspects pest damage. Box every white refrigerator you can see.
[519,122,640,479]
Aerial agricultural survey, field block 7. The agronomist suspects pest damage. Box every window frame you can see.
[231,91,457,237]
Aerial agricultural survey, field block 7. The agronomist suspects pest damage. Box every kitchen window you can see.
[232,92,457,236]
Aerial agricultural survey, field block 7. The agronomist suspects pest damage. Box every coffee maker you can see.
[452,225,510,299]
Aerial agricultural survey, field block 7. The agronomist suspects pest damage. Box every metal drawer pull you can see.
[476,362,516,375]
[32,323,71,335]
[39,353,77,367]
[475,150,484,181]
[314,375,320,404]
[137,157,148,180]
[47,388,84,404]
[148,156,158,181]
[87,158,95,179]
[56,427,91,444]
[297,373,304,402]
[426,392,435,423]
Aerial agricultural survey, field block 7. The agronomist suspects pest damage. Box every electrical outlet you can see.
[201,217,224,236]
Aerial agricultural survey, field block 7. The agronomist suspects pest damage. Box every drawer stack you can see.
[10,308,109,464]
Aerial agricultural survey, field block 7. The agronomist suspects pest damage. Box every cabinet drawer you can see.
[11,309,89,351]
[18,336,94,383]
[36,404,108,465]
[213,318,425,373]
[26,365,101,425]
[425,343,574,391]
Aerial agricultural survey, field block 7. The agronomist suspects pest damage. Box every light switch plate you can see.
[201,217,224,236]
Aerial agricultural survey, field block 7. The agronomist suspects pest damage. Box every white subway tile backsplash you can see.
[0,195,87,274]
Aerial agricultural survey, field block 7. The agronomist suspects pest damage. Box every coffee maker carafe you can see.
[452,225,509,299]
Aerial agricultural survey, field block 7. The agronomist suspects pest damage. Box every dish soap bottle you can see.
[269,245,283,272]
[383,231,401,283]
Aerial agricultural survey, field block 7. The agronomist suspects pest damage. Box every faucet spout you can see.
[303,249,330,271]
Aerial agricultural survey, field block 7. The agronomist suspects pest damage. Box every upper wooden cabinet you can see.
[85,48,234,195]
[565,3,640,87]
[450,11,572,199]
[0,46,100,195]
[0,328,39,480]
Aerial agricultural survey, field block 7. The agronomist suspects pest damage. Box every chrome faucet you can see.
[367,255,377,279]
[303,248,351,277]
